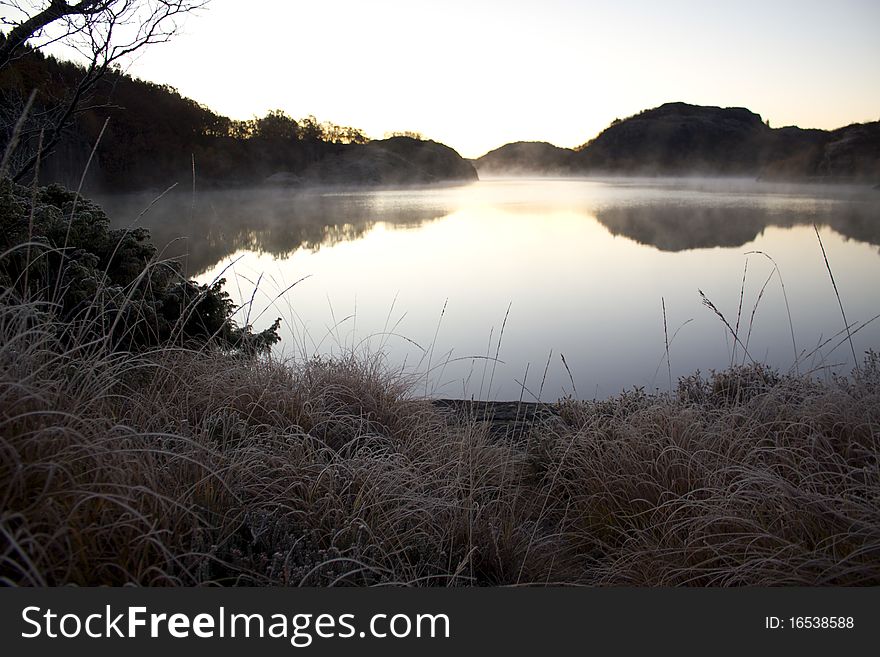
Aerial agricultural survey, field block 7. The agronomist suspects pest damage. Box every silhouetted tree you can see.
[385,130,424,140]
[253,109,298,141]
[297,114,322,141]
[323,121,367,144]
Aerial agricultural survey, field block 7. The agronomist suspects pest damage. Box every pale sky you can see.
[49,0,880,157]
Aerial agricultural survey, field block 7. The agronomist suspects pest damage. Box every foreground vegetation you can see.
[2,304,879,585]
[1,181,878,586]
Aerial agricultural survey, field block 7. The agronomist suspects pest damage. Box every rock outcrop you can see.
[475,102,880,182]
[303,137,478,186]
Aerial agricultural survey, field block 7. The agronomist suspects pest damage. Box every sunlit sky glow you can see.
[48,0,880,157]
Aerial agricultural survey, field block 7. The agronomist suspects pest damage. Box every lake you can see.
[99,178,880,400]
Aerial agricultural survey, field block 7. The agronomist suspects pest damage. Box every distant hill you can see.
[475,103,880,182]
[4,43,876,190]
[475,141,576,176]
[302,137,477,186]
[0,43,475,192]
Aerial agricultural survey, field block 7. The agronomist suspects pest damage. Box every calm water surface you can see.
[100,178,880,400]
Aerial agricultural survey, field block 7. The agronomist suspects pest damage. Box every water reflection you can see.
[595,201,880,252]
[97,179,880,276]
[95,179,880,400]
[97,187,459,275]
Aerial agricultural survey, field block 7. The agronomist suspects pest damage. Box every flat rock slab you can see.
[432,399,563,441]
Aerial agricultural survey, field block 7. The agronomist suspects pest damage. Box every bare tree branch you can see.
[1,0,208,180]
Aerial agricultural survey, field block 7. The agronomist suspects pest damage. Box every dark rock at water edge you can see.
[432,399,563,442]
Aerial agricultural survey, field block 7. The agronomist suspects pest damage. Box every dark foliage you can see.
[0,178,280,352]
[0,39,371,191]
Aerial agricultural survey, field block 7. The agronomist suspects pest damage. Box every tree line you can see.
[1,24,371,191]
[1,2,283,354]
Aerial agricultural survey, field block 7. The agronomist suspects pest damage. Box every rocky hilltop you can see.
[301,137,477,186]
[475,141,576,176]
[475,102,880,182]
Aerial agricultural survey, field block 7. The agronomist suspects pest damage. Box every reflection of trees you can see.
[95,185,880,273]
[95,188,450,275]
[594,201,880,252]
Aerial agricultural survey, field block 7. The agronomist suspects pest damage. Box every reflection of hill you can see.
[595,201,880,252]
[96,187,452,275]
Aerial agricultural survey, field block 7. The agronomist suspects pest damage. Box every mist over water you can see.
[99,178,880,400]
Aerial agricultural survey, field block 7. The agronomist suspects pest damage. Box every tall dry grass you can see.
[2,287,879,585]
